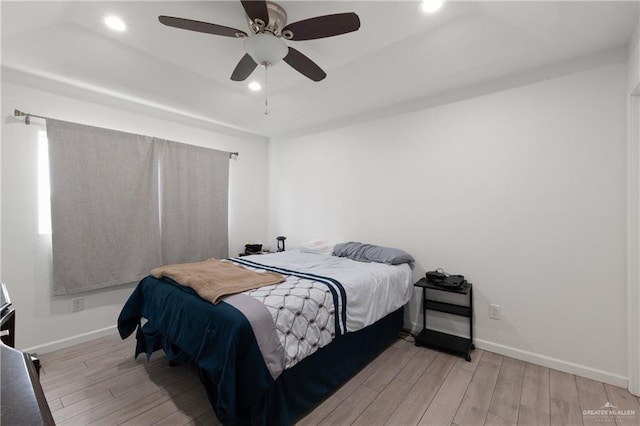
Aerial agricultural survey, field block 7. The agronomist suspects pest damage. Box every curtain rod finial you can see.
[14,109,31,125]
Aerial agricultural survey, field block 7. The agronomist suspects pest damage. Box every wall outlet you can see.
[489,304,501,320]
[72,297,84,312]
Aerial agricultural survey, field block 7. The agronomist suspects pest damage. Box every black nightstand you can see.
[414,277,475,361]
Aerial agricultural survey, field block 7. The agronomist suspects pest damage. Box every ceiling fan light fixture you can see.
[244,33,288,66]
[420,0,444,14]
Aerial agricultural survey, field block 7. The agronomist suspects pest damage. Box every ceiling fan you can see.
[158,0,361,83]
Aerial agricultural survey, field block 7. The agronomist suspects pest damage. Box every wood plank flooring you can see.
[36,333,640,425]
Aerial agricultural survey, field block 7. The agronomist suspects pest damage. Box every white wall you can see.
[268,62,628,385]
[1,81,269,351]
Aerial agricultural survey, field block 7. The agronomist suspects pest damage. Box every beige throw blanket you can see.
[151,258,285,304]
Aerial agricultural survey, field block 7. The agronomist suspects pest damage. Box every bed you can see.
[117,247,414,425]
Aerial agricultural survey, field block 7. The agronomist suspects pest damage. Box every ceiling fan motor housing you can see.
[246,1,288,36]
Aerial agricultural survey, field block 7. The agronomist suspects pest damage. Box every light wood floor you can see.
[38,333,640,425]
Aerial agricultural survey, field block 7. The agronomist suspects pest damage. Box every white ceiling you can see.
[2,1,638,139]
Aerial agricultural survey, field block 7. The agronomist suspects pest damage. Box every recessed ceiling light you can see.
[420,0,444,14]
[248,81,262,92]
[104,15,127,32]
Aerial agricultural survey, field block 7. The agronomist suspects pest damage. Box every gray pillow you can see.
[332,242,415,265]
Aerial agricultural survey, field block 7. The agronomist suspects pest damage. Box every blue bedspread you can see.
[117,276,273,425]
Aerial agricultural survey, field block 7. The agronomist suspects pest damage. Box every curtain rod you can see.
[13,109,239,159]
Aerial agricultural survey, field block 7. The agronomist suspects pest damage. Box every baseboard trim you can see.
[21,325,119,355]
[405,321,627,388]
[474,339,627,388]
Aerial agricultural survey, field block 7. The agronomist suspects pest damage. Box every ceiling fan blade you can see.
[231,54,258,81]
[283,47,326,82]
[282,13,360,41]
[158,15,247,38]
[241,0,270,24]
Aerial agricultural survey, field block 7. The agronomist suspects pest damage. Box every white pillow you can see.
[295,239,336,255]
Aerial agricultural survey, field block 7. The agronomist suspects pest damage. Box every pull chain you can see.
[264,64,269,116]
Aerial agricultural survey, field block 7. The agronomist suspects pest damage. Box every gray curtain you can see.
[47,120,230,295]
[159,140,229,265]
[47,119,162,295]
